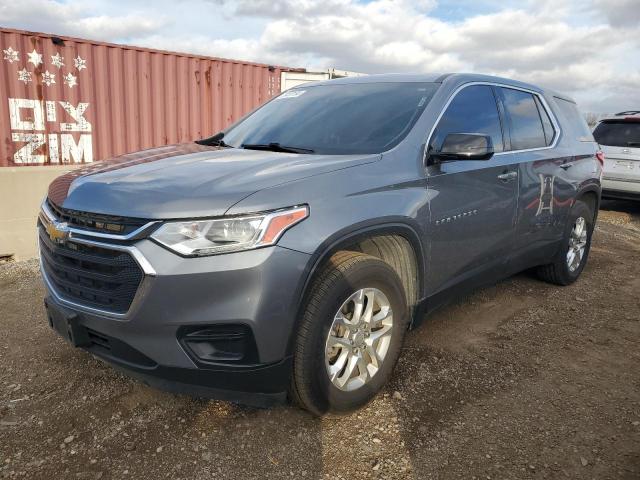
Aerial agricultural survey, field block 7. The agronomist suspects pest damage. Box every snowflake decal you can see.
[74,55,87,71]
[3,46,19,63]
[51,52,64,69]
[17,68,32,84]
[41,70,56,86]
[27,49,43,66]
[63,72,77,88]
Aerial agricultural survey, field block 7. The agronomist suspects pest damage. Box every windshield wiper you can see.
[241,142,314,154]
[195,132,231,147]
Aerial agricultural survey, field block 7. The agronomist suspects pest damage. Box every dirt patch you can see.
[408,291,537,353]
[1,203,639,479]
[601,199,640,228]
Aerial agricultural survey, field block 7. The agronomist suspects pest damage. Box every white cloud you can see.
[72,14,168,40]
[592,0,640,28]
[229,0,355,19]
[0,0,638,113]
[0,0,168,40]
[220,0,639,112]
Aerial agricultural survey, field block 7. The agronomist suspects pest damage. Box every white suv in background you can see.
[593,111,640,200]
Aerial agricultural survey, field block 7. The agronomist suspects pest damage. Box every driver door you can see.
[425,84,519,294]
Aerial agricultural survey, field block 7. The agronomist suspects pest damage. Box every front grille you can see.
[39,226,144,314]
[47,199,149,235]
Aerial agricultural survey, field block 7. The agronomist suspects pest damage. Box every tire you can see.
[536,200,595,286]
[290,251,409,416]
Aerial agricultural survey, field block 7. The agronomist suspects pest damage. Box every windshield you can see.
[593,120,640,147]
[222,82,440,155]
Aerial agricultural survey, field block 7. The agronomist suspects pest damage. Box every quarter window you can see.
[429,85,504,154]
[501,88,547,150]
[555,97,594,142]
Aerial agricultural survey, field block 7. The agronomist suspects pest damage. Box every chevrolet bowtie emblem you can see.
[46,221,70,244]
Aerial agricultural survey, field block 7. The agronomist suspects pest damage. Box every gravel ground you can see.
[1,200,639,480]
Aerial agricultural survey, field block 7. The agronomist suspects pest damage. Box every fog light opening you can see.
[178,324,259,366]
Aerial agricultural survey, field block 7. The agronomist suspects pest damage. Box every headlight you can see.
[151,206,308,256]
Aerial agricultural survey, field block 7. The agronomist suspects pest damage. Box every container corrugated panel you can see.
[0,28,286,167]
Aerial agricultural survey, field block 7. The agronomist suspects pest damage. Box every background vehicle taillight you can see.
[596,150,605,166]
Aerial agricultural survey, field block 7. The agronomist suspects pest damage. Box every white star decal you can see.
[3,46,19,63]
[63,72,77,88]
[27,49,43,66]
[17,68,32,84]
[51,52,64,69]
[74,55,87,71]
[41,70,56,86]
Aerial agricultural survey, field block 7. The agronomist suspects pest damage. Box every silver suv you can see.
[593,111,640,200]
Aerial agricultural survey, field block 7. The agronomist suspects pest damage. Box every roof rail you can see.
[615,110,640,116]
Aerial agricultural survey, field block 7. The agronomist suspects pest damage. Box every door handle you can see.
[560,162,574,170]
[497,171,518,181]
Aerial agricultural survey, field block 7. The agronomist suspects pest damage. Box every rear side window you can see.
[500,88,546,150]
[554,97,594,142]
[430,85,504,153]
[534,96,555,146]
[593,121,640,147]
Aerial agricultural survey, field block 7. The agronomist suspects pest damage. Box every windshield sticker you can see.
[418,96,427,107]
[277,89,306,99]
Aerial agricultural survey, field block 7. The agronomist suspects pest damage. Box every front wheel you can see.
[290,251,409,416]
[537,200,595,285]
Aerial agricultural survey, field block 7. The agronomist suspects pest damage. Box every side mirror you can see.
[431,133,494,162]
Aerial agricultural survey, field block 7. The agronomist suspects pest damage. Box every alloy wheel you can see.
[324,288,393,391]
[567,216,588,272]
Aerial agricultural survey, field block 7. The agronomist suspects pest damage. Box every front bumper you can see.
[41,238,312,406]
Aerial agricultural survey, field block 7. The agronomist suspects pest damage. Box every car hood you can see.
[49,143,380,218]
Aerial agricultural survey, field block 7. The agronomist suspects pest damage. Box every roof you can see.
[295,72,575,102]
[308,73,445,85]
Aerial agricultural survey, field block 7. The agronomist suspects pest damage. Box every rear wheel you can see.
[290,251,408,416]
[537,200,595,285]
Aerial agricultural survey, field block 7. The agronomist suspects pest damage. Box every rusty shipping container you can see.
[0,27,288,167]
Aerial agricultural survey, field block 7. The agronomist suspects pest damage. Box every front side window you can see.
[429,85,504,154]
[593,121,640,147]
[223,82,440,155]
[501,88,546,150]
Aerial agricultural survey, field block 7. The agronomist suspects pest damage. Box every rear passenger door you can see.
[426,85,519,294]
[497,87,574,266]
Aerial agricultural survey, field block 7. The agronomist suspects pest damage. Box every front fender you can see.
[226,158,432,356]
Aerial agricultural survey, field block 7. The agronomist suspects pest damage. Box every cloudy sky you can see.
[1,0,638,113]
